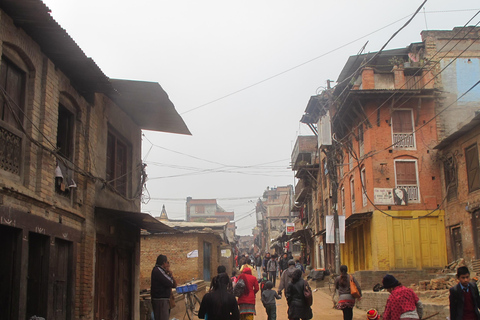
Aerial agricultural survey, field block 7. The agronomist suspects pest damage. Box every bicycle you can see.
[176,279,201,320]
[328,272,339,307]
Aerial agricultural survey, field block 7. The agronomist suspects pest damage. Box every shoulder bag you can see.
[304,280,313,306]
[349,275,361,299]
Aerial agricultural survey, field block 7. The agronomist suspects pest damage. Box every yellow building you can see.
[341,210,447,272]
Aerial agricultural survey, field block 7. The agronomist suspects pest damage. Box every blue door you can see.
[203,242,211,281]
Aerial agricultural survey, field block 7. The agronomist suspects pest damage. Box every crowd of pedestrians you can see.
[150,252,480,320]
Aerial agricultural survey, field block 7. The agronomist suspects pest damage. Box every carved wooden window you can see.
[0,56,25,130]
[106,130,129,196]
[0,56,26,175]
[443,156,457,201]
[466,144,480,193]
[395,160,419,202]
[392,109,415,149]
[55,104,76,197]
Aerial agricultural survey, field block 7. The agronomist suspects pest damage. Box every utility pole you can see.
[326,144,341,274]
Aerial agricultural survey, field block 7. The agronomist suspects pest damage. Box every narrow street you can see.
[254,286,364,320]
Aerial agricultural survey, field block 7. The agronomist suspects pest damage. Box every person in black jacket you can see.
[449,266,480,320]
[198,273,239,320]
[286,269,312,320]
[151,254,177,320]
[279,253,289,276]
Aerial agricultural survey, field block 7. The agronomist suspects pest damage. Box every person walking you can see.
[278,259,297,298]
[263,253,271,273]
[198,273,239,320]
[286,269,313,320]
[267,255,278,287]
[255,253,263,280]
[279,253,289,276]
[151,254,177,320]
[449,266,480,320]
[261,281,281,320]
[237,267,260,320]
[240,258,257,279]
[382,274,423,320]
[334,265,362,320]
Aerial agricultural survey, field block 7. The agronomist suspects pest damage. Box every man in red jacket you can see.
[237,267,259,320]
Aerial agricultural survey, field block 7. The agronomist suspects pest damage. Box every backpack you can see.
[233,278,245,297]
[304,281,313,306]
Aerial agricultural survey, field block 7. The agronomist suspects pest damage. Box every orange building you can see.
[299,42,449,272]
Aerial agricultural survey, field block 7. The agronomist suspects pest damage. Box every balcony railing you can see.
[392,133,415,149]
[397,185,419,202]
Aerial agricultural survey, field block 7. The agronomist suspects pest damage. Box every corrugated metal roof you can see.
[1,0,190,135]
[0,0,112,101]
[109,79,191,135]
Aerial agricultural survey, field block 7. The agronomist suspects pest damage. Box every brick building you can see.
[140,221,230,288]
[295,29,480,272]
[0,1,189,319]
[436,114,480,265]
[185,197,236,243]
[256,185,294,253]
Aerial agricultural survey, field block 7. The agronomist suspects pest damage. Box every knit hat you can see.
[382,274,399,289]
[366,309,379,320]
[288,259,296,266]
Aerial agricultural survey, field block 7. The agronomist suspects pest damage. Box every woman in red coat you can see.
[237,267,259,320]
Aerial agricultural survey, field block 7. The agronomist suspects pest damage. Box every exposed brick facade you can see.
[0,3,186,320]
[140,233,222,289]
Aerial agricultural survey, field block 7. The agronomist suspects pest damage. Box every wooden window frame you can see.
[361,167,367,207]
[0,55,27,177]
[106,128,131,197]
[391,109,416,150]
[443,156,457,201]
[358,124,364,157]
[465,144,480,193]
[394,159,420,203]
[350,177,355,214]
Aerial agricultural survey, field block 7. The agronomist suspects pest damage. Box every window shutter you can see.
[396,161,417,185]
[466,145,480,192]
[392,110,413,133]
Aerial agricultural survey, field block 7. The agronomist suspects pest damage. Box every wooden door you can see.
[203,242,212,281]
[27,233,50,319]
[95,244,114,320]
[0,225,20,320]
[53,239,72,320]
[392,219,415,268]
[474,211,480,259]
[451,226,463,261]
[117,248,132,320]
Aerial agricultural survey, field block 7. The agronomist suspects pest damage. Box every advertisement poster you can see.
[374,188,408,205]
[187,250,198,258]
[325,215,345,244]
[286,222,295,235]
[374,188,394,205]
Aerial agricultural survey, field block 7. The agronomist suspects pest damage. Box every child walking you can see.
[259,272,269,293]
[261,281,281,320]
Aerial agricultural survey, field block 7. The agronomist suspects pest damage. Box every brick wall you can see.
[140,233,222,290]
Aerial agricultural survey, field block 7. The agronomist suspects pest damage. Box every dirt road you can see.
[254,287,365,320]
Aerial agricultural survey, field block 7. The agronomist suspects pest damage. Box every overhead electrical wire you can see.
[179,6,479,115]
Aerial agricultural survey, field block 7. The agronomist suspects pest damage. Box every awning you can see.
[289,228,312,242]
[95,207,179,233]
[345,212,372,228]
[109,79,191,135]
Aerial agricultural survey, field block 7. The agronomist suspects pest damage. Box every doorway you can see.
[203,242,212,281]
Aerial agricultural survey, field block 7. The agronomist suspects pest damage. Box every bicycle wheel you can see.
[191,294,201,316]
[185,293,201,320]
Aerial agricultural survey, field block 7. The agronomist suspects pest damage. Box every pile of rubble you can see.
[409,258,469,292]
[411,276,457,291]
